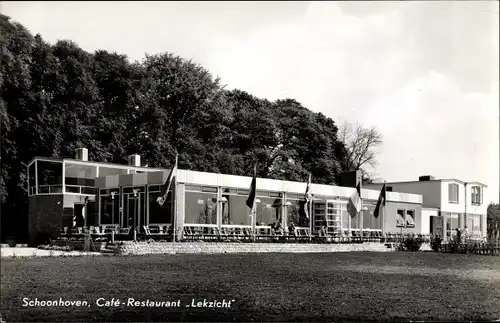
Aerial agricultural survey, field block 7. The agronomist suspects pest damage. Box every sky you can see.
[2,1,499,203]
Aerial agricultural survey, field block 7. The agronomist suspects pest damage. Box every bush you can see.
[430,235,443,252]
[32,232,55,247]
[396,235,424,252]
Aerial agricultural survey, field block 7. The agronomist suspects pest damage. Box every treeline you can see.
[0,15,352,240]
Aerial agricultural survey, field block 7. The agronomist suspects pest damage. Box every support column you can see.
[62,161,66,194]
[35,160,38,195]
[442,213,448,242]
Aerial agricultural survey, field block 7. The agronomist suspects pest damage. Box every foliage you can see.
[396,235,424,252]
[487,203,500,242]
[430,235,443,252]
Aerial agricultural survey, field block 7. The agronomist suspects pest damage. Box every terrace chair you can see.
[182,226,195,241]
[218,227,229,241]
[144,226,155,240]
[233,227,246,241]
[91,226,107,242]
[202,227,219,241]
[115,227,131,240]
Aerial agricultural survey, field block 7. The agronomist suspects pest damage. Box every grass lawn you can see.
[1,252,500,322]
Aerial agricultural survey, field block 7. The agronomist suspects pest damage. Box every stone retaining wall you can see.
[117,242,394,255]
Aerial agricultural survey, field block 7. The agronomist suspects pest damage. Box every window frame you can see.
[396,209,406,227]
[471,186,482,205]
[405,209,416,228]
[448,183,459,204]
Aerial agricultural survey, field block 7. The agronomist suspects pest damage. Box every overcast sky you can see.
[3,1,499,203]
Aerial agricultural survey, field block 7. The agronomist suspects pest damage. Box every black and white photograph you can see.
[0,1,499,322]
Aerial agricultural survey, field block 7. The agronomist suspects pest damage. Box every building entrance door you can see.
[124,193,144,232]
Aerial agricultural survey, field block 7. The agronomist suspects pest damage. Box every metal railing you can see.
[28,185,95,195]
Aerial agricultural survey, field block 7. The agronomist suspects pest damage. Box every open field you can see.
[1,252,500,322]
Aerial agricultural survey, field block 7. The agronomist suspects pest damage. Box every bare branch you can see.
[338,121,383,172]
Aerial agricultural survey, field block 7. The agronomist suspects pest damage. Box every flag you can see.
[246,164,257,209]
[157,153,178,206]
[304,173,312,219]
[347,181,361,218]
[83,197,89,219]
[373,183,386,218]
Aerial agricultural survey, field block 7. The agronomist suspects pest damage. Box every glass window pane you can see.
[185,191,218,224]
[65,163,97,189]
[99,166,128,177]
[185,185,202,192]
[222,188,237,195]
[202,186,218,193]
[287,199,309,228]
[406,210,416,227]
[148,185,162,193]
[256,197,282,226]
[37,160,63,187]
[397,210,405,227]
[29,163,36,188]
[123,186,144,194]
[149,191,172,224]
[100,195,119,225]
[222,195,251,225]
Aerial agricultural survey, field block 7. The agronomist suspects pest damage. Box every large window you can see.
[396,209,416,228]
[363,203,382,230]
[99,166,128,177]
[148,185,173,224]
[36,160,63,194]
[286,193,309,228]
[122,186,146,229]
[406,210,415,227]
[99,188,120,225]
[448,183,459,203]
[396,209,405,227]
[65,163,97,194]
[471,186,482,205]
[221,188,251,226]
[28,163,36,195]
[184,185,218,225]
[255,191,282,226]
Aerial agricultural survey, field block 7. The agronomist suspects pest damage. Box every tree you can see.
[338,120,383,182]
[487,203,500,242]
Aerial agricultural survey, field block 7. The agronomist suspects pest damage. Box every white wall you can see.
[440,181,488,215]
[366,181,441,208]
[421,208,438,235]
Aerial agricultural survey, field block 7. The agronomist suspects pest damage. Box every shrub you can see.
[430,235,443,252]
[32,232,54,247]
[396,235,424,252]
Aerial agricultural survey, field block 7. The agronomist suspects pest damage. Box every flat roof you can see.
[366,179,487,188]
[27,156,164,172]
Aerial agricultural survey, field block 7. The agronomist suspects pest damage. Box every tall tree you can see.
[141,53,224,164]
[338,120,383,182]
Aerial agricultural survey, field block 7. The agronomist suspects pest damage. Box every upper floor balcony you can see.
[27,154,162,197]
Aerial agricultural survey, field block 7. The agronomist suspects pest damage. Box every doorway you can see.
[124,193,144,232]
[73,203,85,228]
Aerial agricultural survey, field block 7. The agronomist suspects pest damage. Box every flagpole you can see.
[173,153,178,243]
[309,194,313,242]
[252,200,256,242]
[382,181,386,236]
[360,189,364,242]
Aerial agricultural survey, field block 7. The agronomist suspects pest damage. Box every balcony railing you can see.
[36,185,63,194]
[66,185,95,195]
[28,185,95,195]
